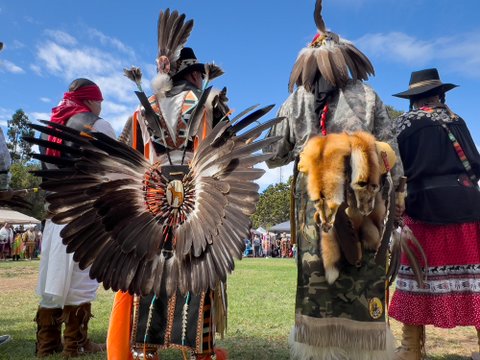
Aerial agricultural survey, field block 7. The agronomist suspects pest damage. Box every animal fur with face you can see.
[349,132,381,216]
[298,132,396,284]
[299,133,351,232]
[299,133,351,284]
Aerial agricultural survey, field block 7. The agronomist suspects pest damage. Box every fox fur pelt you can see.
[298,131,396,283]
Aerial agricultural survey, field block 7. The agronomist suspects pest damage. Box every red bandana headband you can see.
[47,85,103,157]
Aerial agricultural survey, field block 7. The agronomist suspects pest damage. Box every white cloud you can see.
[105,111,132,133]
[95,73,139,103]
[37,41,118,78]
[0,107,12,127]
[356,32,434,65]
[31,27,148,136]
[101,100,132,132]
[0,59,25,74]
[255,162,294,192]
[40,97,51,103]
[30,64,42,76]
[29,112,51,123]
[356,30,480,78]
[87,28,135,57]
[45,29,77,46]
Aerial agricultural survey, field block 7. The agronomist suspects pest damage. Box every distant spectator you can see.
[280,232,289,258]
[0,222,8,261]
[253,234,261,257]
[22,226,36,260]
[0,222,13,259]
[35,230,42,258]
[243,238,252,257]
[12,229,24,261]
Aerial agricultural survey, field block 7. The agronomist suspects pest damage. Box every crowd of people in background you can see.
[0,222,42,261]
[244,230,296,259]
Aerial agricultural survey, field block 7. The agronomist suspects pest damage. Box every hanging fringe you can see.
[213,282,227,339]
[294,315,391,352]
[289,321,395,360]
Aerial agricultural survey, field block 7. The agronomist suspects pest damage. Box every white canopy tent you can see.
[269,221,291,233]
[0,208,40,225]
[256,227,267,234]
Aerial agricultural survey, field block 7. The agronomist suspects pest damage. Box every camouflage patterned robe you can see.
[265,80,403,360]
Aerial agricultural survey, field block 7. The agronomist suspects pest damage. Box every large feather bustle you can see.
[157,8,194,75]
[26,105,282,297]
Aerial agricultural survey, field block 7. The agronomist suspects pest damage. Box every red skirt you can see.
[388,216,480,328]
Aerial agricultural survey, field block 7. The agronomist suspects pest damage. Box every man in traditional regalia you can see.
[33,78,113,358]
[264,1,404,359]
[108,10,231,360]
[26,8,282,360]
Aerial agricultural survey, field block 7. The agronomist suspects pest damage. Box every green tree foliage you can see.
[5,109,45,220]
[251,177,291,230]
[7,109,34,164]
[386,105,404,121]
[9,162,46,220]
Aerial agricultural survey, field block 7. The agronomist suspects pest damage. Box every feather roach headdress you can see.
[288,0,375,92]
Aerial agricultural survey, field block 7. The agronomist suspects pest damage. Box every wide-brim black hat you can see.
[393,68,458,99]
[171,47,205,81]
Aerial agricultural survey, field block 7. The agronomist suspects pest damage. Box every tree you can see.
[386,105,404,120]
[251,177,292,229]
[9,162,46,220]
[7,109,34,164]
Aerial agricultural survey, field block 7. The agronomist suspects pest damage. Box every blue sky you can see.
[1,0,480,189]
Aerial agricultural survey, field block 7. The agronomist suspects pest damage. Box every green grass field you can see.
[0,258,477,359]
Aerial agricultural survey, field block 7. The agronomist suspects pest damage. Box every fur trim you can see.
[289,321,395,360]
[151,73,172,99]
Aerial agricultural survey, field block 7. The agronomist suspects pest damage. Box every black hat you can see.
[171,47,205,81]
[393,68,458,99]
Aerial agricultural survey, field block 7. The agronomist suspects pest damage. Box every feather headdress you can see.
[288,0,375,92]
[151,9,224,97]
[151,9,194,97]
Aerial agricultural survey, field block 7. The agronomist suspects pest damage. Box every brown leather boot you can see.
[35,307,63,357]
[61,302,105,358]
[394,324,424,360]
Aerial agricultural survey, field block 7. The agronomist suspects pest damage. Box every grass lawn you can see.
[0,258,477,359]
